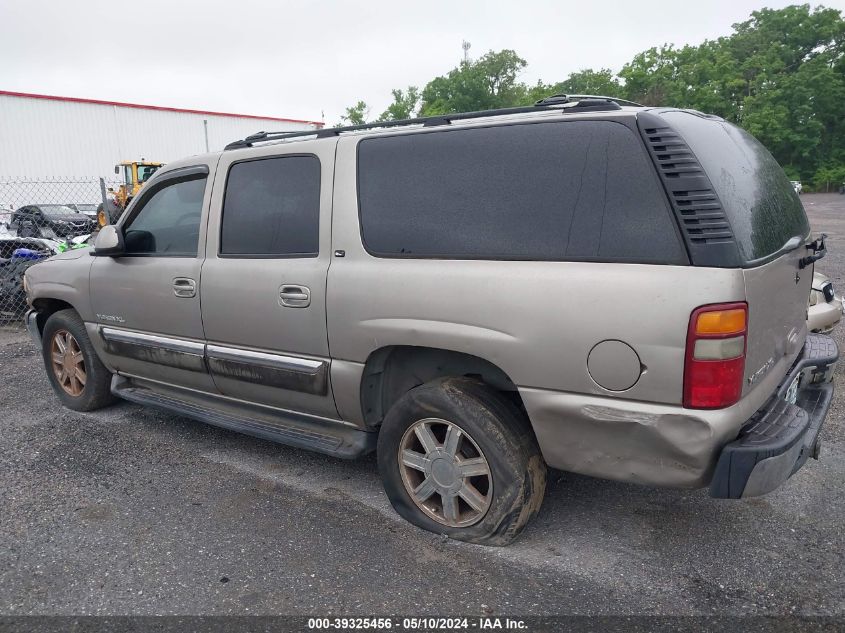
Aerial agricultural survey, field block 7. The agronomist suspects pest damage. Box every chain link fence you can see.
[0,178,120,327]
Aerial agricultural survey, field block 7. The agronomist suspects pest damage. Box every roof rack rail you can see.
[535,94,643,107]
[224,94,642,150]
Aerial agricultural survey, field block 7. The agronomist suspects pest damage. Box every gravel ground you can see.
[1,193,845,616]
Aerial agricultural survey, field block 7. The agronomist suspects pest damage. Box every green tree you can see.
[614,4,845,184]
[341,5,845,186]
[554,68,622,97]
[420,50,528,115]
[378,86,420,121]
[618,45,681,106]
[726,4,845,181]
[523,80,558,104]
[813,164,845,192]
[338,100,370,126]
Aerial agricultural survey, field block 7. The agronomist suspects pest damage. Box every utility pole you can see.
[462,40,471,65]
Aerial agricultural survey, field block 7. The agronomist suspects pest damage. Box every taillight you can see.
[683,302,748,409]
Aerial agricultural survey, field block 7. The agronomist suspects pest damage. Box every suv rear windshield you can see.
[357,120,686,263]
[660,111,810,263]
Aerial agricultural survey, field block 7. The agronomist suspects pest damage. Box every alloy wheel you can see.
[50,329,86,397]
[398,418,493,527]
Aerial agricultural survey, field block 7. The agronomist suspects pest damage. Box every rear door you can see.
[200,139,340,419]
[743,248,812,396]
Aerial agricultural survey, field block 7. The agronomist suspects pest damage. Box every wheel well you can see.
[31,298,74,334]
[360,346,526,429]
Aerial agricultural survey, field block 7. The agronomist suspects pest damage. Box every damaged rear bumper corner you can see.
[709,333,838,499]
[519,388,750,490]
[519,333,838,492]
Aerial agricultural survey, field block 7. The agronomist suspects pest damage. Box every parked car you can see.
[23,97,838,545]
[11,204,96,238]
[808,271,843,333]
[791,180,803,194]
[64,203,99,218]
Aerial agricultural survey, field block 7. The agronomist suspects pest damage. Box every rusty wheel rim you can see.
[50,329,86,397]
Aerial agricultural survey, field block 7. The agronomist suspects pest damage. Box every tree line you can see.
[341,4,845,190]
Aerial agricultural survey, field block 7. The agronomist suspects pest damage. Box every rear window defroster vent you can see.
[637,112,741,267]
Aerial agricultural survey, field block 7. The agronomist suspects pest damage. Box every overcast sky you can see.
[2,0,844,126]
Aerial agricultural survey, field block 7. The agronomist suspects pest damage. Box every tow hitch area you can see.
[710,333,838,499]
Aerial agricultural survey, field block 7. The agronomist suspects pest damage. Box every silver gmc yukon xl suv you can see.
[23,96,838,545]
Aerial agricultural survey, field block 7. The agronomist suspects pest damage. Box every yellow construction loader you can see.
[97,160,163,226]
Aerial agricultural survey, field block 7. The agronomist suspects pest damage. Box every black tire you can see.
[41,309,116,411]
[377,377,546,546]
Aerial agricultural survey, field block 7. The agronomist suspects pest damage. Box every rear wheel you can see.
[41,309,115,411]
[377,377,546,546]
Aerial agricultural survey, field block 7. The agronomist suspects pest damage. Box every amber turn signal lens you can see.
[695,308,746,336]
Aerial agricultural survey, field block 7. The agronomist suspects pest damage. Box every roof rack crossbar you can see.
[223,94,642,150]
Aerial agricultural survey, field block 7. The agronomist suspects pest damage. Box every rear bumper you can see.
[709,333,838,498]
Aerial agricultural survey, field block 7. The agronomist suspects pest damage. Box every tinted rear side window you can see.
[661,111,809,262]
[221,155,320,257]
[357,121,686,263]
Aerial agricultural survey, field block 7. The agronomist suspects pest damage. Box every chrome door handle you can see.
[279,284,311,308]
[173,277,196,298]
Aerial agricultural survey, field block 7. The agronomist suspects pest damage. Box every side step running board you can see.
[112,376,376,459]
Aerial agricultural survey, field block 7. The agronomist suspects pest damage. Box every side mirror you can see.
[92,225,124,256]
[114,165,120,175]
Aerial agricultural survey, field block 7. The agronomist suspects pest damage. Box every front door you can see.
[201,141,339,419]
[88,163,217,393]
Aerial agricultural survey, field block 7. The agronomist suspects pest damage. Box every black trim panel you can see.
[99,327,330,395]
[636,111,743,268]
[112,375,373,459]
[100,327,206,372]
[206,353,328,396]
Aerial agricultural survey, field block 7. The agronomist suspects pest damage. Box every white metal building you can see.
[0,90,323,179]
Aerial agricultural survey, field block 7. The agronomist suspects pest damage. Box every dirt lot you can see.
[1,193,845,616]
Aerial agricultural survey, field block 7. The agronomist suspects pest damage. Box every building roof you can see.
[0,90,324,128]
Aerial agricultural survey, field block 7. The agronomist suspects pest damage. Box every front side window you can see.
[123,175,207,256]
[220,155,321,257]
